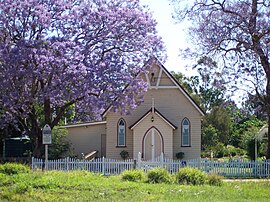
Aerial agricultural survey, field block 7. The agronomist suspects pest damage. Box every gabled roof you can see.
[129,108,177,130]
[102,57,205,117]
[152,58,205,116]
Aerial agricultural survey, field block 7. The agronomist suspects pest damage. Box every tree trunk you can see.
[267,118,270,159]
[31,126,43,158]
[266,80,270,159]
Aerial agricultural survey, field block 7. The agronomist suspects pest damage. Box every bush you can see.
[49,127,74,159]
[147,168,173,184]
[201,151,211,158]
[176,167,207,185]
[175,152,185,160]
[207,174,223,186]
[121,169,145,182]
[120,150,129,160]
[0,163,30,175]
[0,173,13,186]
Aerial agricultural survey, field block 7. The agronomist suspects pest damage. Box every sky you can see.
[140,0,196,75]
[140,1,245,106]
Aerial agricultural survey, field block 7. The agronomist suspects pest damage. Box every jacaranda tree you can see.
[0,0,165,157]
[172,0,270,158]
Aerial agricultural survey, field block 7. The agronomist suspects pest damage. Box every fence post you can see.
[66,157,69,171]
[160,152,164,168]
[102,157,105,175]
[133,159,137,169]
[254,160,257,177]
[137,152,141,169]
[31,157,34,170]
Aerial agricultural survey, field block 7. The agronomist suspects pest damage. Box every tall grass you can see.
[0,163,268,201]
[0,169,270,201]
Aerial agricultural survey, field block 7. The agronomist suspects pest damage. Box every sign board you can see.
[42,124,52,144]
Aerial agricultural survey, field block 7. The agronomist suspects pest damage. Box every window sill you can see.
[116,146,127,148]
[181,145,191,147]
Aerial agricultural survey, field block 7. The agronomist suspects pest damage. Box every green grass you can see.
[0,171,270,201]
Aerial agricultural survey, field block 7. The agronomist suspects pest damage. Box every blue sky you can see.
[140,0,196,75]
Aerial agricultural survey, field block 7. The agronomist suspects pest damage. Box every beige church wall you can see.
[106,87,202,160]
[105,113,134,160]
[65,123,106,158]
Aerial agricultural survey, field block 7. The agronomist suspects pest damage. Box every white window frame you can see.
[181,118,190,147]
[118,119,126,146]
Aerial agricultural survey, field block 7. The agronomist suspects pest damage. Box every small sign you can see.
[42,124,52,144]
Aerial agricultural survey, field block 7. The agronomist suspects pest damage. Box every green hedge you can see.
[0,163,30,175]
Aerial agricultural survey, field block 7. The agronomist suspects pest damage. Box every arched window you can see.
[182,118,190,146]
[118,119,126,146]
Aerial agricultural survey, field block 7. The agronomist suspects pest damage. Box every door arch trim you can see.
[142,126,164,159]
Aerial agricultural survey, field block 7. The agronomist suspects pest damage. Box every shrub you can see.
[120,150,129,160]
[176,167,207,185]
[147,168,173,184]
[175,152,185,160]
[0,163,30,175]
[49,127,75,159]
[121,169,145,182]
[0,173,13,186]
[201,151,211,158]
[207,174,223,186]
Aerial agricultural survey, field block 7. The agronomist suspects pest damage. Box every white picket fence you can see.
[31,155,270,178]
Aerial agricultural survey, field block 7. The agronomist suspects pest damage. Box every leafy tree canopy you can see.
[172,0,270,158]
[0,0,165,156]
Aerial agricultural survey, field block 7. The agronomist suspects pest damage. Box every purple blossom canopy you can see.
[0,0,165,128]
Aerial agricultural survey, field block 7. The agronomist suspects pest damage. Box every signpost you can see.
[42,124,52,170]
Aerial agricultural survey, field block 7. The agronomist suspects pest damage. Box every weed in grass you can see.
[207,173,224,186]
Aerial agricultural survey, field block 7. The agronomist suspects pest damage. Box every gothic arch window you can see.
[117,119,126,146]
[181,118,190,146]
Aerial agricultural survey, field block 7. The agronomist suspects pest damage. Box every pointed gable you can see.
[102,57,205,117]
[129,108,177,130]
[143,57,204,116]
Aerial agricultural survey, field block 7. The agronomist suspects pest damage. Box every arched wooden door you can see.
[143,127,163,161]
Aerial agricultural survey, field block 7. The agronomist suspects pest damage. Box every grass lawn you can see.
[0,171,270,202]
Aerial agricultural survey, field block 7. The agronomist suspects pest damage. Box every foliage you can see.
[0,173,14,187]
[176,167,208,185]
[202,124,218,150]
[147,168,173,184]
[0,163,30,175]
[242,94,267,120]
[207,174,224,186]
[120,150,129,160]
[48,127,74,159]
[175,152,185,160]
[1,170,270,201]
[0,0,165,157]
[246,138,257,160]
[121,169,145,182]
[172,0,270,158]
[203,106,233,145]
[239,122,265,160]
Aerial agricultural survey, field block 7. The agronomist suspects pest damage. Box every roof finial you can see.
[152,98,155,113]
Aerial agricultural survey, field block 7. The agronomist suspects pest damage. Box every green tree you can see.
[202,124,218,150]
[48,127,74,159]
[172,0,270,159]
[194,57,226,111]
[203,106,233,145]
